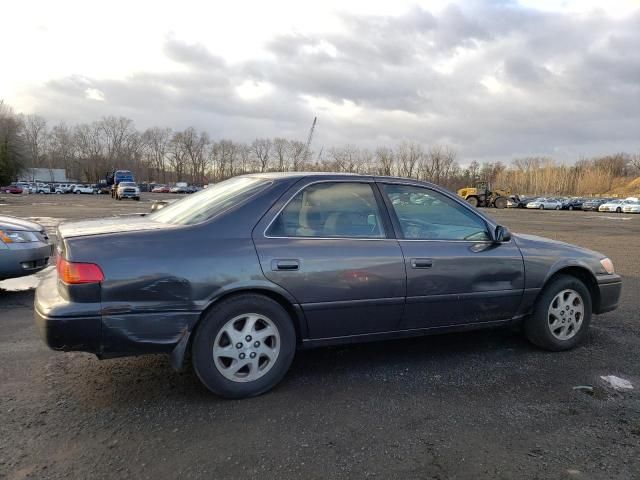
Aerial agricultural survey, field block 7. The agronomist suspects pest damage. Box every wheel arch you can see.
[538,265,601,313]
[170,286,305,372]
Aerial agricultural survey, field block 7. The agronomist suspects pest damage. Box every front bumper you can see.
[0,241,53,280]
[595,274,622,314]
[34,269,101,353]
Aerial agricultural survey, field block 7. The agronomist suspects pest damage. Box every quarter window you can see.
[267,182,385,238]
[382,184,490,241]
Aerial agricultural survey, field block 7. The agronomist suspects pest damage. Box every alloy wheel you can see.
[212,313,281,383]
[547,289,584,341]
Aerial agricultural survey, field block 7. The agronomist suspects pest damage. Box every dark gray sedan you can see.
[1,216,53,280]
[35,174,621,398]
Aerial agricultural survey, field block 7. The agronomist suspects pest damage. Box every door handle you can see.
[411,258,433,269]
[272,259,300,271]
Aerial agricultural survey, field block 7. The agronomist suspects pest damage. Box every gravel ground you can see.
[1,193,638,480]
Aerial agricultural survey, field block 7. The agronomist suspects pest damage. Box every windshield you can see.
[150,176,271,225]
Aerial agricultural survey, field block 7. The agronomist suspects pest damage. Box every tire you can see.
[555,205,560,210]
[75,190,80,194]
[135,197,140,201]
[539,205,544,210]
[494,197,508,209]
[466,196,479,208]
[192,294,296,399]
[616,207,621,213]
[524,275,592,351]
[568,205,573,211]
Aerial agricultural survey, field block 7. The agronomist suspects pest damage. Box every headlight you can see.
[600,258,615,274]
[0,230,40,243]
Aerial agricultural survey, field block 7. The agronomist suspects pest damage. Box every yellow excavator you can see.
[457,181,511,209]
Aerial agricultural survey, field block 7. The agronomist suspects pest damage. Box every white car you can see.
[35,183,51,194]
[598,198,638,213]
[526,198,562,210]
[622,202,640,213]
[72,184,96,194]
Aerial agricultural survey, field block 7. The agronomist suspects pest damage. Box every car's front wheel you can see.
[192,294,296,398]
[525,275,592,351]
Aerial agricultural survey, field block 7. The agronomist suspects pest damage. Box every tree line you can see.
[3,102,639,195]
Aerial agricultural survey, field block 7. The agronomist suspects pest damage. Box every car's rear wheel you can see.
[555,205,560,210]
[539,205,544,210]
[525,275,592,351]
[192,294,296,398]
[616,207,622,213]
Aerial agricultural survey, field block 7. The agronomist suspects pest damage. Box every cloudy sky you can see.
[2,0,639,162]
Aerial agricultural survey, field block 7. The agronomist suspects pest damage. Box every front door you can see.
[253,180,406,339]
[379,182,524,329]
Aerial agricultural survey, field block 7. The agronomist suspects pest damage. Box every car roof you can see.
[244,172,444,188]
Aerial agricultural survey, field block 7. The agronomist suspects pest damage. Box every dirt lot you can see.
[1,193,639,480]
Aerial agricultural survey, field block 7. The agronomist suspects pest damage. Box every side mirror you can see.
[494,225,511,243]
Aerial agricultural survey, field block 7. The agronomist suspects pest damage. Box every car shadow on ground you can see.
[49,326,554,408]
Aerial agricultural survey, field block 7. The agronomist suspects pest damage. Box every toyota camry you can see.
[35,173,622,398]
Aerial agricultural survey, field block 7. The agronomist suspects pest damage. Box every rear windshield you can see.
[150,176,271,225]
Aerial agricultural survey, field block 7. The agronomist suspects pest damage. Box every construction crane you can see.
[304,116,317,163]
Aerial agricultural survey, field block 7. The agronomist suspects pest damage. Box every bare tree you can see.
[252,138,272,172]
[179,128,209,183]
[375,147,394,176]
[289,140,307,171]
[396,142,422,178]
[167,132,187,181]
[273,138,290,171]
[142,127,172,183]
[22,114,47,168]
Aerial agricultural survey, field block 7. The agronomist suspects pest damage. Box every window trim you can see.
[378,182,496,243]
[263,179,395,240]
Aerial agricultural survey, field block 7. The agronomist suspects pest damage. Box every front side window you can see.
[267,182,385,238]
[382,184,490,241]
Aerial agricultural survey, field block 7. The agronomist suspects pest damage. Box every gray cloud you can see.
[29,2,640,162]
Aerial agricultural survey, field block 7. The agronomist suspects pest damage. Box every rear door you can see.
[379,181,524,329]
[253,178,406,339]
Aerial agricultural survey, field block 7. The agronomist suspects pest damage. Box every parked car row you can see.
[506,195,640,213]
[1,182,99,194]
[151,183,200,194]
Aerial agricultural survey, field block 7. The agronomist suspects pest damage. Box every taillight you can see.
[56,256,104,284]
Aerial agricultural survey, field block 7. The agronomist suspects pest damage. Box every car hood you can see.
[57,216,179,238]
[513,233,604,258]
[0,215,44,232]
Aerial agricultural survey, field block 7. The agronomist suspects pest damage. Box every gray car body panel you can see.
[34,174,622,364]
[0,215,53,280]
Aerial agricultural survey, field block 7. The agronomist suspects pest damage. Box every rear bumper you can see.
[595,274,622,314]
[34,268,198,358]
[34,269,102,353]
[35,307,102,353]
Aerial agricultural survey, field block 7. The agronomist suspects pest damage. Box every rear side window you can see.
[151,176,270,225]
[382,184,490,241]
[267,182,385,238]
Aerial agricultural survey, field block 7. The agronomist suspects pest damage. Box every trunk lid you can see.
[57,215,178,239]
